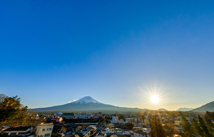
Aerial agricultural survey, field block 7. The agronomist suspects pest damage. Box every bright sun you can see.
[151,95,160,104]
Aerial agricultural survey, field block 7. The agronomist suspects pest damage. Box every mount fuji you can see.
[72,96,100,104]
[33,96,141,112]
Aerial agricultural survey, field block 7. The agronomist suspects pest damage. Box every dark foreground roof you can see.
[3,126,31,132]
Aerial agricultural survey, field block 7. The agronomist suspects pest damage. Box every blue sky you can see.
[0,0,214,110]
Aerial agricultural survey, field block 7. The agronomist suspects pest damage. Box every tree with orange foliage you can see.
[0,94,41,127]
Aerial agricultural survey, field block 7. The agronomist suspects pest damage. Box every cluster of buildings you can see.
[1,111,197,137]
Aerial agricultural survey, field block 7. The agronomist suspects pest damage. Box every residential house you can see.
[114,128,123,133]
[119,119,125,124]
[93,116,99,119]
[63,113,74,119]
[125,118,135,123]
[142,128,150,134]
[106,123,115,128]
[78,113,92,119]
[57,111,62,115]
[51,116,63,123]
[133,127,143,132]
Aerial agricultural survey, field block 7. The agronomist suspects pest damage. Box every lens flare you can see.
[151,95,159,104]
[138,84,167,109]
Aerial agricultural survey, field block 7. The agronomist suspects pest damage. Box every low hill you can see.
[158,108,168,111]
[192,101,214,112]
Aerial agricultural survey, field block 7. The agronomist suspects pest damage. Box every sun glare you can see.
[140,86,165,108]
[151,95,160,105]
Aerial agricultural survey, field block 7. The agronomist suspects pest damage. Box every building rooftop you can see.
[63,113,74,116]
[96,133,106,136]
[3,126,31,132]
[38,123,53,126]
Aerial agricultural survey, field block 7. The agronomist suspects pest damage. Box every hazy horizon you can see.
[1,1,214,111]
[30,95,198,111]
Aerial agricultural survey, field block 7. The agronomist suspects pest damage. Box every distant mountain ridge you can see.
[32,96,214,112]
[158,108,168,111]
[177,108,193,111]
[192,101,214,112]
[33,96,141,112]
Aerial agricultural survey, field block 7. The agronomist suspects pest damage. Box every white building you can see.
[110,116,119,123]
[119,119,125,124]
[115,128,123,133]
[142,128,150,134]
[35,123,54,137]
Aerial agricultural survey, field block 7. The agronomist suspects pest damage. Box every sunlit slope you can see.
[192,101,214,112]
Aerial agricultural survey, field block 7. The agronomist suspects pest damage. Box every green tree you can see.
[150,115,165,137]
[58,126,67,133]
[125,123,134,130]
[198,115,212,137]
[0,95,40,127]
[192,118,203,136]
[181,116,195,137]
[206,111,214,119]
[118,114,125,122]
[165,123,175,137]
[142,115,145,123]
[205,114,214,135]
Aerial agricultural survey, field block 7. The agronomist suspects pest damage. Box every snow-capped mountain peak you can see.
[73,96,100,104]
